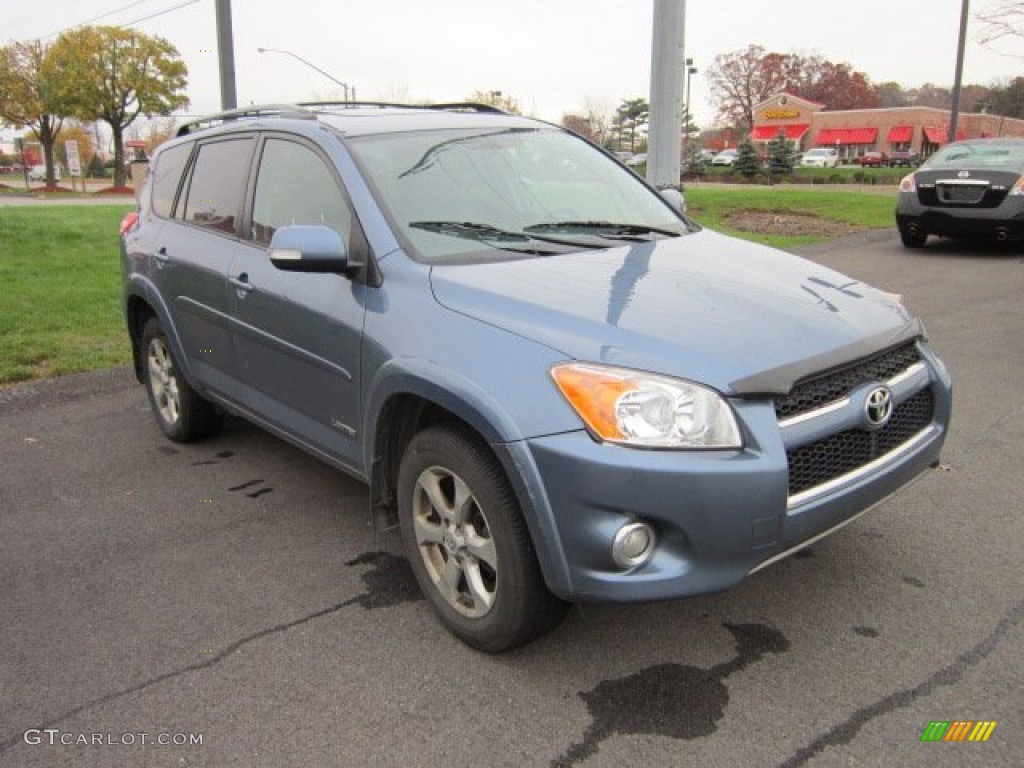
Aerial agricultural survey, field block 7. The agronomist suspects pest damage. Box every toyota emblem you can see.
[864,386,893,428]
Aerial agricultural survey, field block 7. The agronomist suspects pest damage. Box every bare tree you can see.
[976,1,1024,52]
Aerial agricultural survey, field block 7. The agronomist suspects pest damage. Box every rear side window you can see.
[251,138,352,245]
[150,142,191,219]
[182,138,254,234]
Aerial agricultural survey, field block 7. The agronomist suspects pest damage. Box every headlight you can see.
[550,363,742,449]
[898,173,916,193]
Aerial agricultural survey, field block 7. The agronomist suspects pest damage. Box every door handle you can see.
[154,246,169,265]
[229,273,253,294]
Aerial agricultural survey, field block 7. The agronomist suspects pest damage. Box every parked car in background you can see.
[895,137,1024,248]
[800,148,839,168]
[28,164,60,182]
[121,102,952,652]
[888,150,920,168]
[625,152,647,167]
[711,148,738,166]
[859,151,889,167]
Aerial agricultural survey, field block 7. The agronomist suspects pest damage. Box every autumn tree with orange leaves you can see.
[707,45,879,131]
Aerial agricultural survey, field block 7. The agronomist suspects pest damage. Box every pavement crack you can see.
[0,551,417,755]
[772,597,1024,768]
[0,596,359,754]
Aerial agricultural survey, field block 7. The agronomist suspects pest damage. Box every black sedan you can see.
[895,138,1024,248]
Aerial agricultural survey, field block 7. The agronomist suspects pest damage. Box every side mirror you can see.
[659,187,687,215]
[268,225,349,273]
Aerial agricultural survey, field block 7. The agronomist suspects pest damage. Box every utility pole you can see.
[948,0,970,145]
[215,0,238,110]
[647,0,685,190]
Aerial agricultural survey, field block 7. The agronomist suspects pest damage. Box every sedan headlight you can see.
[551,363,742,449]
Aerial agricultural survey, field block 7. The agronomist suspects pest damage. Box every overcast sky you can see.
[4,0,1022,126]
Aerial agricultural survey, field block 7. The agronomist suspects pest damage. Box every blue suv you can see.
[121,103,951,651]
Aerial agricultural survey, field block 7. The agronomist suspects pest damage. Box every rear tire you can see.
[141,318,223,442]
[899,224,928,249]
[397,424,568,652]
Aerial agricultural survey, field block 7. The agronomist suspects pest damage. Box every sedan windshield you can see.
[346,127,690,262]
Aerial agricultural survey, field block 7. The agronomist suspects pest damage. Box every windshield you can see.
[806,149,831,157]
[923,142,1024,170]
[345,126,690,262]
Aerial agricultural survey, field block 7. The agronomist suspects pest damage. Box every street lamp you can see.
[257,47,352,102]
[682,59,697,169]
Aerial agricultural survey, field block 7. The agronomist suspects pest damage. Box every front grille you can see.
[787,388,935,497]
[774,342,922,420]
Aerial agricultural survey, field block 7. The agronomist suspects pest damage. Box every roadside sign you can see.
[65,140,82,177]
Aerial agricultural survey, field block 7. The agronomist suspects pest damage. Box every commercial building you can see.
[746,92,1024,162]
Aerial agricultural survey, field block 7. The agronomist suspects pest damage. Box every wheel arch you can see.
[123,277,199,388]
[365,362,573,596]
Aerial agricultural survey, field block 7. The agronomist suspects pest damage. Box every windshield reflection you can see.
[347,126,689,262]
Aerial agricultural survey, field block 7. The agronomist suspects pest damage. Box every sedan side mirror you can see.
[268,225,350,274]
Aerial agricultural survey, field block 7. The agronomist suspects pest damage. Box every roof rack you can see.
[176,104,317,136]
[175,101,508,136]
[297,100,506,114]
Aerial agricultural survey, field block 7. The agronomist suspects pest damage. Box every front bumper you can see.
[505,351,951,603]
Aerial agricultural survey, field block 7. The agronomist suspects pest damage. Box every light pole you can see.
[682,59,697,170]
[257,47,352,102]
[948,0,970,145]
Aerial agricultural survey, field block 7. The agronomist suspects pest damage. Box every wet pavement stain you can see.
[194,450,235,466]
[903,576,926,588]
[344,552,423,609]
[551,623,789,767]
[226,478,274,498]
[852,626,879,638]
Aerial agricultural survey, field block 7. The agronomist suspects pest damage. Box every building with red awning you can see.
[748,92,1024,162]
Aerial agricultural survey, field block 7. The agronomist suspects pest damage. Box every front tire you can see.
[397,424,568,652]
[141,318,223,442]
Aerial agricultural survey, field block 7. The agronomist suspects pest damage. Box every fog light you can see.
[611,522,656,569]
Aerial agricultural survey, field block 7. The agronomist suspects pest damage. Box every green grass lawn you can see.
[685,187,896,248]
[0,205,134,383]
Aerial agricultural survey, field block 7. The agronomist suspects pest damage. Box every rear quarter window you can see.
[150,142,192,219]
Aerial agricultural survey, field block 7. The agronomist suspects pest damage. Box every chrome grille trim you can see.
[786,426,937,510]
[778,361,928,432]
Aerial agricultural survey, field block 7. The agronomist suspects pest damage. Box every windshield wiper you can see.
[524,220,681,241]
[409,220,603,254]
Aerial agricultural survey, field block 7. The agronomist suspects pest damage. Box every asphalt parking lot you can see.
[1,231,1021,767]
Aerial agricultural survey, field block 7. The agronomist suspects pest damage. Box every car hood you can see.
[428,230,915,395]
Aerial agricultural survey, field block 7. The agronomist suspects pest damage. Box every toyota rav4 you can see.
[120,103,952,652]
